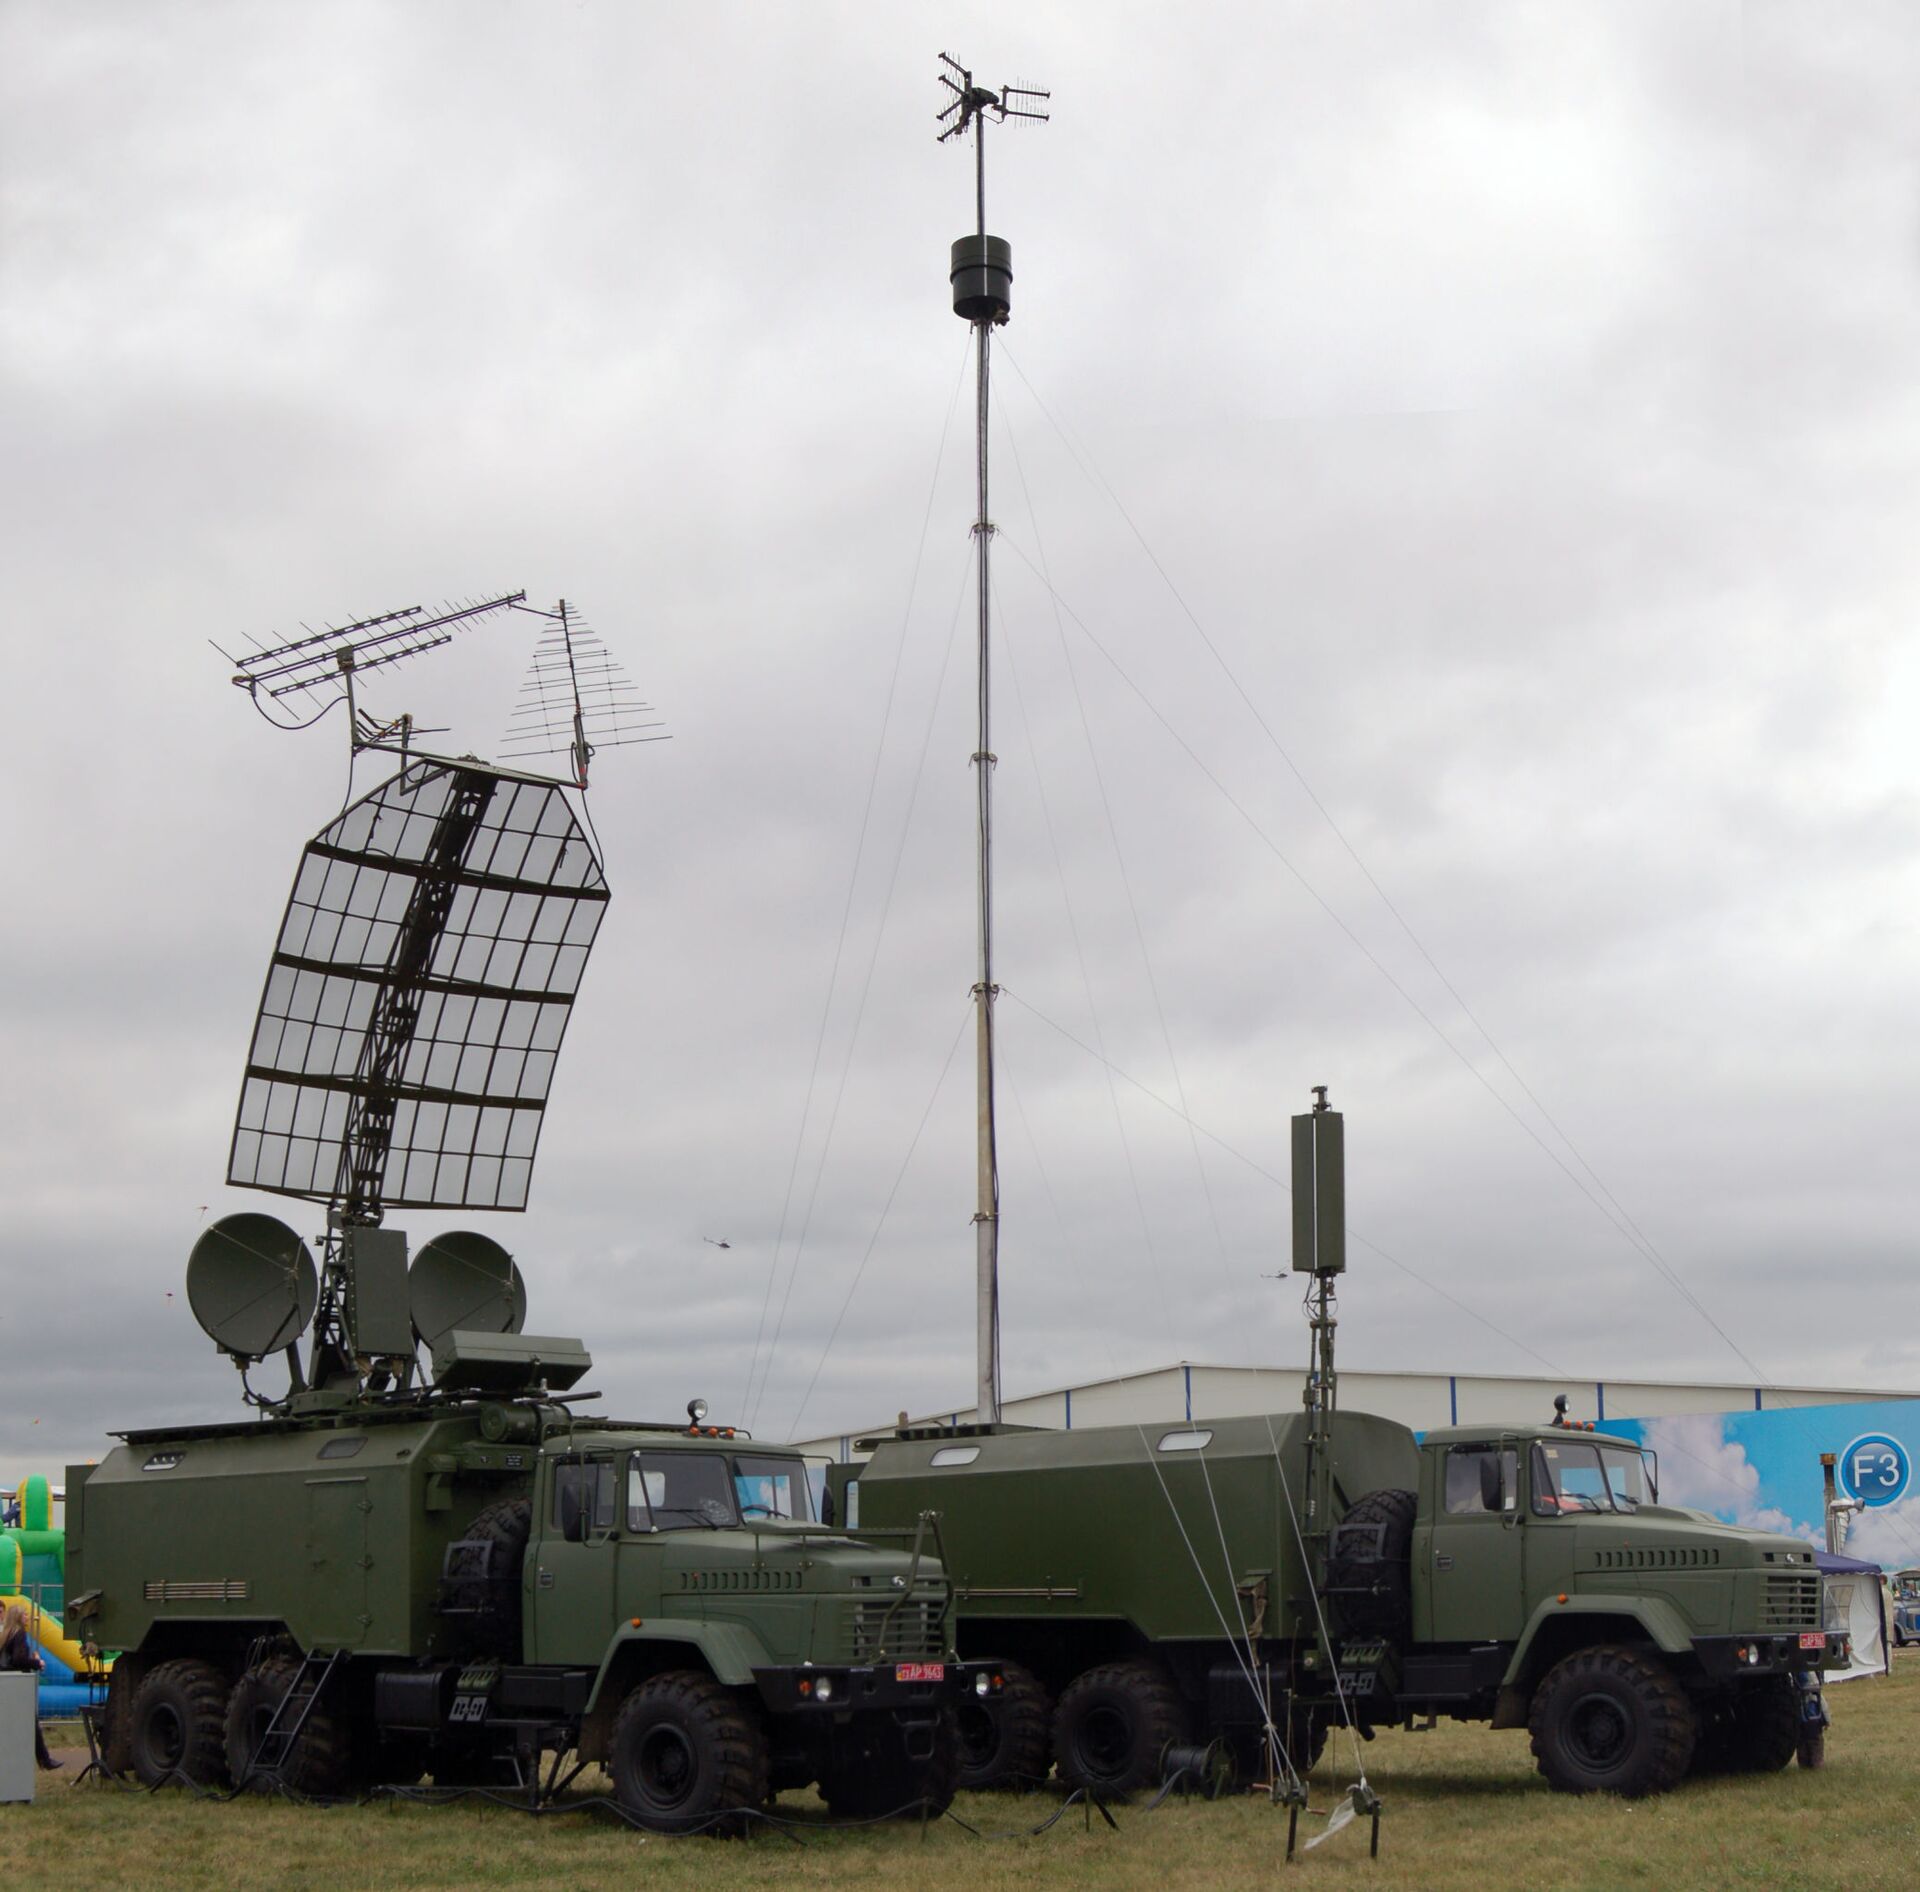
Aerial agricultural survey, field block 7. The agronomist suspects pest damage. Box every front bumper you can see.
[753,1657,1003,1716]
[1691,1632,1846,1681]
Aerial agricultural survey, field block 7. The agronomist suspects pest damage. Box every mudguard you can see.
[583,1617,769,1709]
[1504,1592,1695,1686]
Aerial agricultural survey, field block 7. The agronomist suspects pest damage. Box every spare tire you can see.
[442,1496,532,1656]
[1325,1488,1416,1640]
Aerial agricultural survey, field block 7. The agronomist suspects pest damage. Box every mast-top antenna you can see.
[936,52,1049,1430]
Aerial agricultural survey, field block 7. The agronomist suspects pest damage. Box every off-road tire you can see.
[1726,1678,1798,1774]
[1325,1488,1418,1640]
[443,1495,532,1658]
[1528,1645,1695,1796]
[819,1708,960,1819]
[129,1657,230,1789]
[609,1671,769,1837]
[1052,1658,1189,1796]
[224,1654,353,1797]
[956,1661,1051,1791]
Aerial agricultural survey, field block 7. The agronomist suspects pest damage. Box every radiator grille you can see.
[1759,1573,1820,1630]
[143,1579,249,1602]
[849,1598,944,1662]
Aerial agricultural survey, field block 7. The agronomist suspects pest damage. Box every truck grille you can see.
[678,1569,803,1593]
[143,1579,249,1602]
[1588,1547,1722,1571]
[849,1598,944,1663]
[1759,1573,1819,1630]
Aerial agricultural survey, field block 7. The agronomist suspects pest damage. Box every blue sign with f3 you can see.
[1839,1434,1910,1508]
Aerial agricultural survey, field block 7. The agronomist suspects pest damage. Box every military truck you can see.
[846,1402,1842,1799]
[69,1376,986,1832]
[60,751,1002,1833]
[839,1098,1844,1801]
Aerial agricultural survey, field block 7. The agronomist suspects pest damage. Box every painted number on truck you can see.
[895,1663,945,1683]
[449,1693,490,1723]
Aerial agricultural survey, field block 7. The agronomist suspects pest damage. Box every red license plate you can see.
[895,1662,945,1683]
[1799,1632,1826,1650]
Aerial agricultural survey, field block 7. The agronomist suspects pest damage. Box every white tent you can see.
[1818,1553,1887,1683]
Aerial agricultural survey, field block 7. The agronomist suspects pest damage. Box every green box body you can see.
[851,1411,1839,1743]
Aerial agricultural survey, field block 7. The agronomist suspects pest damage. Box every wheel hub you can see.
[1566,1690,1630,1768]
[1077,1704,1132,1774]
[637,1724,697,1808]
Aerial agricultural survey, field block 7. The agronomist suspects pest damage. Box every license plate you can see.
[895,1662,945,1683]
[1799,1632,1826,1650]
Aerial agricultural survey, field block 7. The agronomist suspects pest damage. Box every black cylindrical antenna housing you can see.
[951,234,1013,324]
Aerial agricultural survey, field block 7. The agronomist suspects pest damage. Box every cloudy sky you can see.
[5,1,1918,1486]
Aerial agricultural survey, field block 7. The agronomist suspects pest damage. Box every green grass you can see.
[10,1655,1918,1892]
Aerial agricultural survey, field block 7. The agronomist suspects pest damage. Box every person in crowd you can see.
[0,1602,60,1770]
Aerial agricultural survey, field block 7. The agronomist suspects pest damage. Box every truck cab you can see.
[1335,1414,1842,1793]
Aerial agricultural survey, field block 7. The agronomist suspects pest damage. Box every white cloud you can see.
[1636,1413,1823,1548]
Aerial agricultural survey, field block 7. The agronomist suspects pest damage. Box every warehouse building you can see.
[794,1362,1916,1461]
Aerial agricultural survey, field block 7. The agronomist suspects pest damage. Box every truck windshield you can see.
[732,1455,813,1522]
[1532,1441,1655,1514]
[627,1451,740,1531]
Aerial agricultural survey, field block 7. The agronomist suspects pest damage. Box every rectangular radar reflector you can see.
[1291,1108,1345,1274]
[342,1227,413,1356]
[227,759,608,1217]
[431,1331,592,1394]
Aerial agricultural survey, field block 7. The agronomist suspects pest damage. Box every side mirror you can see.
[1479,1454,1503,1512]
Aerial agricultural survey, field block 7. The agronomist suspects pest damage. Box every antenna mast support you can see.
[1292,1086,1347,1599]
[938,52,1049,1429]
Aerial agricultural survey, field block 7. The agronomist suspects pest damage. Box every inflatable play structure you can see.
[2,1475,109,1718]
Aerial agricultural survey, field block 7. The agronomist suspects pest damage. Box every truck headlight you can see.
[814,1675,834,1703]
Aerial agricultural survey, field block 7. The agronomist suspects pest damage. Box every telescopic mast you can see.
[936,52,1049,1427]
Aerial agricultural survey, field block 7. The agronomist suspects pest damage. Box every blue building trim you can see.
[1755,1388,1764,1411]
[1183,1365,1193,1422]
[1449,1376,1458,1425]
[1064,1388,1072,1430]
[1596,1382,1606,1423]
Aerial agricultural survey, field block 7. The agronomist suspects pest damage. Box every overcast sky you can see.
[5,1,1918,1487]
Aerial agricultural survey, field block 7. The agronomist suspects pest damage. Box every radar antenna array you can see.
[198,582,649,1407]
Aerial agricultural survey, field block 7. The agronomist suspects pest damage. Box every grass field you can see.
[8,1653,1916,1892]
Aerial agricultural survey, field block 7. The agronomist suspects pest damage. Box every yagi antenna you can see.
[498,598,670,789]
[936,52,1050,148]
[214,591,529,759]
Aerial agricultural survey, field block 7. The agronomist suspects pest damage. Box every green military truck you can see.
[841,1099,1844,1801]
[847,1404,1842,1798]
[57,754,1002,1833]
[69,1373,984,1832]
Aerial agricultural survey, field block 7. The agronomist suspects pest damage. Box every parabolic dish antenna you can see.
[409,1230,528,1352]
[186,1213,320,1360]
